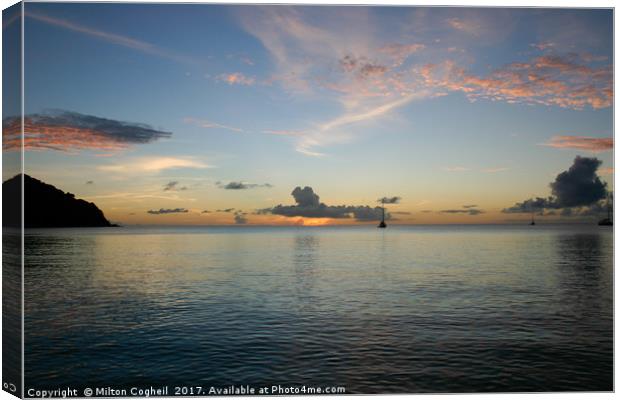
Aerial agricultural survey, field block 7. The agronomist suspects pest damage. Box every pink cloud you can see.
[218,72,255,86]
[420,53,612,110]
[379,43,425,66]
[541,136,613,152]
[530,42,555,51]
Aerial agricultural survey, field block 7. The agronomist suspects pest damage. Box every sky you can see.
[2,4,614,225]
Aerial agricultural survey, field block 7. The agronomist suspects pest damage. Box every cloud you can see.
[421,53,612,110]
[217,181,273,190]
[234,211,248,224]
[237,7,611,158]
[531,42,555,51]
[502,156,608,213]
[339,55,388,79]
[184,117,243,133]
[98,157,211,174]
[443,166,469,172]
[3,110,171,153]
[550,156,607,208]
[217,208,235,213]
[440,208,484,215]
[147,208,189,215]
[26,12,192,64]
[502,197,554,214]
[260,186,389,221]
[263,129,304,137]
[541,135,613,152]
[163,181,187,192]
[462,204,478,208]
[446,17,483,35]
[201,210,211,214]
[481,167,509,173]
[85,181,94,185]
[295,93,426,156]
[237,7,432,157]
[378,196,401,204]
[218,72,256,86]
[379,43,425,66]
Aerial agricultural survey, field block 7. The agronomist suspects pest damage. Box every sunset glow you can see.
[11,4,613,226]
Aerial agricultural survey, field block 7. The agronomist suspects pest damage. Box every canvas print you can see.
[2,2,614,397]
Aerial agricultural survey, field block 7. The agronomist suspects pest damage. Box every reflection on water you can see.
[3,231,22,397]
[24,225,613,393]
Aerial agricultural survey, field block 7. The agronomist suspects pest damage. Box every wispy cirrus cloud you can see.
[183,117,243,133]
[98,157,211,174]
[443,166,469,172]
[3,110,171,153]
[541,135,613,152]
[263,129,304,137]
[481,167,509,173]
[26,11,193,64]
[238,7,611,157]
[238,6,432,157]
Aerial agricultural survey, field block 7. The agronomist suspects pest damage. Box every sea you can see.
[17,224,613,393]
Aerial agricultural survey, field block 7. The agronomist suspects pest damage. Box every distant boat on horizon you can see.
[378,200,387,228]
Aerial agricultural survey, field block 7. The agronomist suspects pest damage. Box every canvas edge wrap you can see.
[3,2,24,398]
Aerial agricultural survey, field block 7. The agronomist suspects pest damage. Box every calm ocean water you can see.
[23,225,613,393]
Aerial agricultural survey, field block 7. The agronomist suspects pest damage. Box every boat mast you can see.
[381,199,385,223]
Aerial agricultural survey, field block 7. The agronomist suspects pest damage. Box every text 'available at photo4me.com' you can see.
[25,385,348,397]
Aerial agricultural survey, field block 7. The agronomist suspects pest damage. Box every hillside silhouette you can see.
[3,174,114,228]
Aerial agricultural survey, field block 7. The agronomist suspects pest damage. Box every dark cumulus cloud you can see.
[85,181,94,185]
[550,157,607,208]
[378,196,401,204]
[217,208,235,213]
[503,156,608,214]
[462,204,477,209]
[201,210,211,214]
[234,210,248,224]
[217,181,273,190]
[3,109,171,152]
[163,181,187,191]
[260,186,389,221]
[147,208,188,215]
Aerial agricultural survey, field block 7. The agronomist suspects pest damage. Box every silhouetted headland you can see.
[3,174,116,228]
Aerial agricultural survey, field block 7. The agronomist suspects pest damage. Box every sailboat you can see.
[378,200,387,228]
[598,194,613,226]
